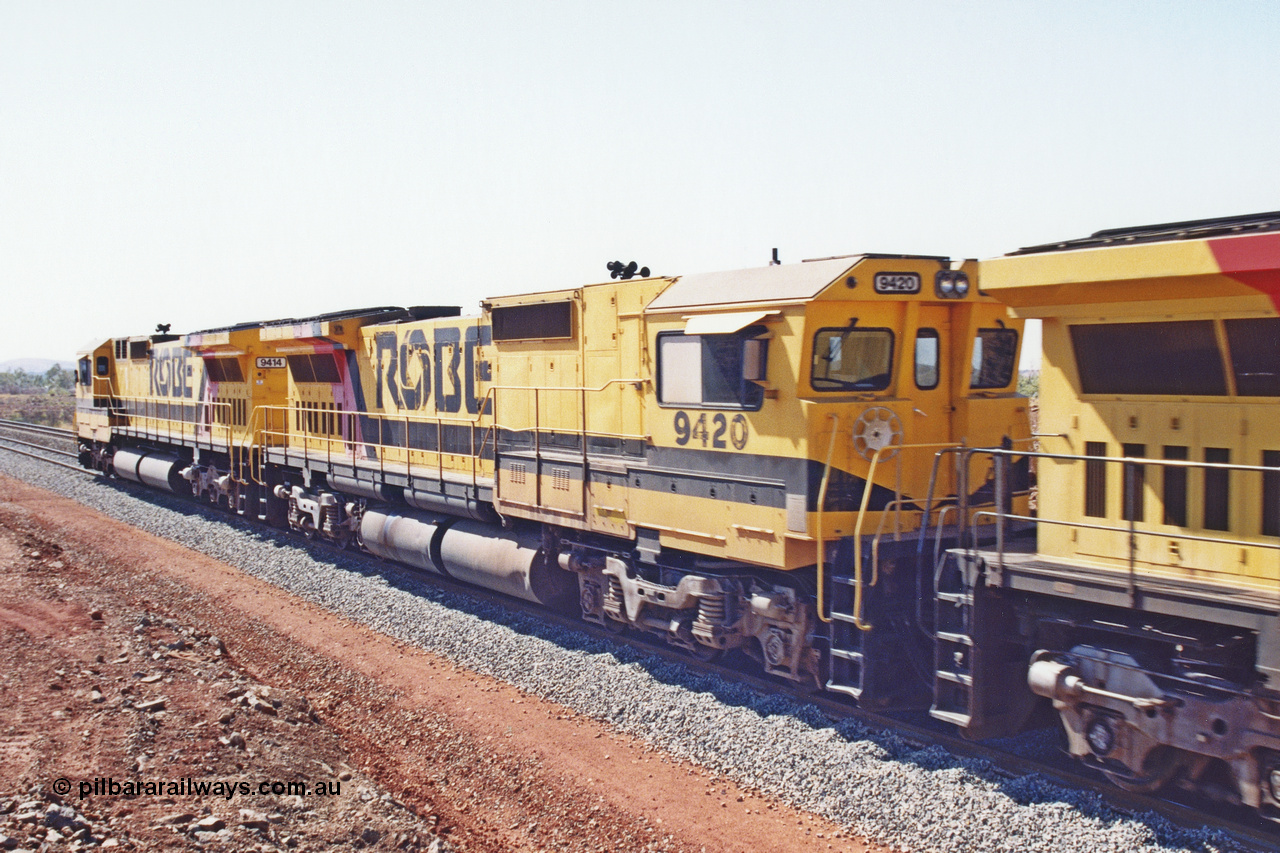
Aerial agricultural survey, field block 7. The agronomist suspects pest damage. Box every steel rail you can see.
[0,435,79,458]
[0,418,74,439]
[0,441,98,474]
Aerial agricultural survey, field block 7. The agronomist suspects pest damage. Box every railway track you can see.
[0,419,88,473]
[0,417,75,439]
[0,420,1274,850]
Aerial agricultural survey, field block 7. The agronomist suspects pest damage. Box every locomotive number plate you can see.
[256,357,286,369]
[673,411,749,450]
[873,272,921,294]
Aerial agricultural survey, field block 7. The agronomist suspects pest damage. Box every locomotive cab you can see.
[638,255,1029,563]
[628,254,1029,700]
[74,338,118,467]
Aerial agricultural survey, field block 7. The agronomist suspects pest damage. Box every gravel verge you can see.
[0,449,1256,853]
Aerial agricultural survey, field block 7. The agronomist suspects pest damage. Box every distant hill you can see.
[0,358,77,373]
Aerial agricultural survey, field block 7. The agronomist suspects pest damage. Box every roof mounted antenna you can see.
[770,248,780,266]
[607,260,650,280]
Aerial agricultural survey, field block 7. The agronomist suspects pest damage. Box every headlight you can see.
[934,270,969,299]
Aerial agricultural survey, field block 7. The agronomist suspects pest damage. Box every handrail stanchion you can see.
[1125,456,1138,607]
[815,414,840,625]
[850,443,889,631]
[994,452,1006,572]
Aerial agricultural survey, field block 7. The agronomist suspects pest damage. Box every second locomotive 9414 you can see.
[75,252,1029,705]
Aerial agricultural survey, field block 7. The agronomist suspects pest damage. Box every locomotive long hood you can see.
[981,216,1280,317]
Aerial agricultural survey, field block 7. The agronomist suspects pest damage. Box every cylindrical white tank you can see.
[112,448,186,494]
[359,508,574,607]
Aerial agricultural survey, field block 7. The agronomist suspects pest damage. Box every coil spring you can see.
[321,506,339,534]
[694,593,727,631]
[603,576,625,618]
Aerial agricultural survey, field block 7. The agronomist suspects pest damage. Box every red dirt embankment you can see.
[0,475,879,853]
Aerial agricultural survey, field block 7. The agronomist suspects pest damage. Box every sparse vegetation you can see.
[1017,369,1039,399]
[0,365,74,395]
[0,394,74,427]
[0,367,76,427]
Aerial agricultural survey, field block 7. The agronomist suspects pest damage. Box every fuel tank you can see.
[112,448,186,494]
[359,508,575,608]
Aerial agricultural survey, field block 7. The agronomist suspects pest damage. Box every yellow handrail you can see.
[848,440,971,632]
[814,414,841,624]
[105,394,235,451]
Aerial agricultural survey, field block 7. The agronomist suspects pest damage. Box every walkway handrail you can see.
[959,445,1280,601]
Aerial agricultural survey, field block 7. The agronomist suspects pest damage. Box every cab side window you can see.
[915,329,940,390]
[970,328,1018,389]
[657,332,767,410]
[811,326,893,392]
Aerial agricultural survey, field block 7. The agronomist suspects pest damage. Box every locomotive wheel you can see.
[688,643,724,663]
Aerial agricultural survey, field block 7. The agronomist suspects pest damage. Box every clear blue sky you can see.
[3,1,1278,366]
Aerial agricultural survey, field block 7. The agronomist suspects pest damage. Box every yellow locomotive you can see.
[948,212,1280,812]
[76,252,1029,703]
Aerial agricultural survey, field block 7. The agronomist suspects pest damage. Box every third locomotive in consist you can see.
[73,211,1280,816]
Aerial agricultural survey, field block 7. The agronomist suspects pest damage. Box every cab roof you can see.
[645,257,856,313]
[645,254,959,313]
